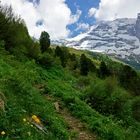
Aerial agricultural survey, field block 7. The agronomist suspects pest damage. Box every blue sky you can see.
[1,0,140,39]
[66,0,100,37]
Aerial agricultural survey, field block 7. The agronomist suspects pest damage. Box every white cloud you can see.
[0,0,81,39]
[76,23,90,31]
[69,9,82,24]
[94,0,140,21]
[88,7,97,17]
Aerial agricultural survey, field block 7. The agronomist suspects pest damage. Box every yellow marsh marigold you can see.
[1,131,5,135]
[32,115,41,124]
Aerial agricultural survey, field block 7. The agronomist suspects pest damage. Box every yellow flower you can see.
[35,118,41,124]
[32,115,37,120]
[23,118,27,122]
[32,115,41,124]
[1,131,5,135]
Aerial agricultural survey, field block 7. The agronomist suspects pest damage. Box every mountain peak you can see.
[52,15,140,69]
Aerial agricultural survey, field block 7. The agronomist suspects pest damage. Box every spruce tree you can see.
[39,31,50,53]
[80,54,89,76]
[55,46,62,57]
[99,61,110,78]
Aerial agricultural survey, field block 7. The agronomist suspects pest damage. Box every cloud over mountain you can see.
[90,0,140,21]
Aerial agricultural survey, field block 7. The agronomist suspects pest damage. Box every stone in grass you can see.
[0,92,6,112]
[54,102,60,112]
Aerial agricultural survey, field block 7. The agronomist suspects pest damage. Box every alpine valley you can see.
[52,13,140,69]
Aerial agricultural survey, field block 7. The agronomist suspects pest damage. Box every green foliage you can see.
[0,46,140,139]
[67,53,78,70]
[80,54,89,76]
[55,46,70,67]
[84,77,130,117]
[55,46,62,57]
[0,4,31,52]
[38,53,54,68]
[119,65,140,96]
[69,53,76,61]
[27,42,41,59]
[0,40,5,48]
[44,69,138,140]
[131,97,140,122]
[39,31,50,53]
[98,61,110,78]
[76,76,91,90]
[0,55,70,140]
[60,47,70,68]
[80,54,96,76]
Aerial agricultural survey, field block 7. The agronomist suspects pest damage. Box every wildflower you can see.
[32,115,41,124]
[27,132,31,136]
[32,115,37,120]
[1,131,5,135]
[23,118,27,122]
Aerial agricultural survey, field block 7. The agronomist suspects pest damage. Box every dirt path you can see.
[60,108,96,140]
[44,95,96,140]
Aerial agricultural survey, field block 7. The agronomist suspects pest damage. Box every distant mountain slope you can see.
[52,13,140,69]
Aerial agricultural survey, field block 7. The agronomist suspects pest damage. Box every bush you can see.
[38,53,54,68]
[131,97,140,122]
[76,76,91,90]
[27,42,41,59]
[0,40,5,48]
[55,46,70,68]
[119,65,140,96]
[84,77,130,117]
[67,53,78,70]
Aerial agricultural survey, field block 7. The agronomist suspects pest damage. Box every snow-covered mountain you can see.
[52,13,140,69]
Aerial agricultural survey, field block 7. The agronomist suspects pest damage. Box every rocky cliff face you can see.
[52,14,140,69]
[135,13,140,39]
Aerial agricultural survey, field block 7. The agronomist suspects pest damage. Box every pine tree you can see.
[99,61,110,78]
[119,65,140,96]
[39,31,50,53]
[60,47,69,67]
[55,46,62,57]
[80,54,89,76]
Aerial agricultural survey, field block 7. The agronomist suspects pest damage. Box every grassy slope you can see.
[0,47,139,140]
[0,48,71,140]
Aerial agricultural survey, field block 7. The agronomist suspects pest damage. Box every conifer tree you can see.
[99,61,110,78]
[39,31,50,53]
[80,54,89,76]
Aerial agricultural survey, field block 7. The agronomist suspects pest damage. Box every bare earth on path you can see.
[45,95,96,140]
